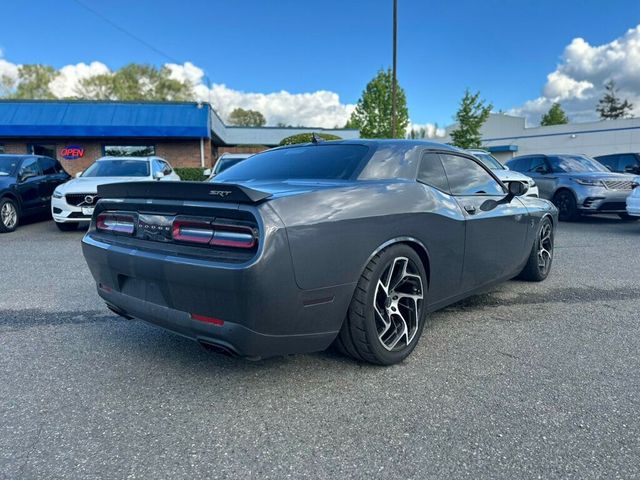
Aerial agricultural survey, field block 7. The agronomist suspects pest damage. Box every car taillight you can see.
[172,217,256,249]
[172,219,214,244]
[210,223,256,249]
[96,212,136,235]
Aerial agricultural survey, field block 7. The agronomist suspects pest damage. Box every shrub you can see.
[279,132,342,146]
[174,167,207,182]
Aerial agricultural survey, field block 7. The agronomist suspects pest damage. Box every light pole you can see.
[391,0,398,138]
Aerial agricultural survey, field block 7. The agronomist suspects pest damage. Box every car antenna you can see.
[311,132,324,144]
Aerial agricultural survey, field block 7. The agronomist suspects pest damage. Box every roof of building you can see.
[0,100,360,146]
[0,100,211,138]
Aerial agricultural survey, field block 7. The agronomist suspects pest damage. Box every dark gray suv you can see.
[594,152,640,175]
[505,154,638,221]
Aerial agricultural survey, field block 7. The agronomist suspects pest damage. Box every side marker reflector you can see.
[191,313,224,326]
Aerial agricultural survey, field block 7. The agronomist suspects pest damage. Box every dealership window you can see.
[104,145,155,157]
[29,144,57,159]
[0,144,4,153]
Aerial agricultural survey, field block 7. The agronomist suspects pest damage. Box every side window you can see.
[507,157,528,172]
[440,153,504,196]
[151,160,162,176]
[528,156,547,173]
[19,157,41,180]
[596,155,617,170]
[417,153,449,192]
[38,157,57,175]
[618,154,638,173]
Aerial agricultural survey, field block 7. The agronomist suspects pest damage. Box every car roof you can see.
[273,138,461,153]
[96,156,155,162]
[219,153,253,159]
[0,154,50,158]
[594,152,639,156]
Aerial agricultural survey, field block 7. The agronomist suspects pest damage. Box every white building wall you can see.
[209,104,359,146]
[443,113,640,163]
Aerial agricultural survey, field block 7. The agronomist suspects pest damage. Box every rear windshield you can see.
[0,156,21,176]
[214,157,247,175]
[214,145,369,182]
[82,160,150,177]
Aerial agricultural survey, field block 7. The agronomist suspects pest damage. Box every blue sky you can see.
[1,0,639,128]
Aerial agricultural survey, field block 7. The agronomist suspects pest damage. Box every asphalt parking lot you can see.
[1,217,639,479]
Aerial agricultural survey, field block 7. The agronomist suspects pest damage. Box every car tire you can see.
[56,222,79,232]
[0,197,19,233]
[333,244,428,365]
[517,217,554,282]
[618,213,639,221]
[552,190,580,222]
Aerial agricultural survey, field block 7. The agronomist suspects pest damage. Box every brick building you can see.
[0,100,358,175]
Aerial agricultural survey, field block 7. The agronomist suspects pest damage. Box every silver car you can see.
[506,153,637,221]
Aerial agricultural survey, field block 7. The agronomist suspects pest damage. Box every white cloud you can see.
[0,56,356,128]
[48,61,110,98]
[511,24,640,125]
[0,58,19,82]
[406,122,445,138]
[167,62,356,128]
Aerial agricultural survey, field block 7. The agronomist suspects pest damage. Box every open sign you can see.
[61,146,85,160]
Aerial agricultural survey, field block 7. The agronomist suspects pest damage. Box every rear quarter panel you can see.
[266,181,466,307]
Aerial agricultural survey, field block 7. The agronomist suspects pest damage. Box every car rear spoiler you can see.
[97,181,272,204]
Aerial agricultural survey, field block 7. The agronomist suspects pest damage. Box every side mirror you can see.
[75,171,83,178]
[203,168,212,177]
[508,180,528,197]
[19,171,36,182]
[534,165,548,174]
[624,165,636,173]
[153,171,165,180]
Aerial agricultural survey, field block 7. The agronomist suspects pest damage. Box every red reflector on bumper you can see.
[190,313,224,326]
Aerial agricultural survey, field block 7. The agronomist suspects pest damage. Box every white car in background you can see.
[52,156,180,231]
[468,149,539,197]
[626,179,640,219]
[204,153,253,180]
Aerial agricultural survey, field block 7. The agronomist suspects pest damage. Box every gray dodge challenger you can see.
[82,139,558,365]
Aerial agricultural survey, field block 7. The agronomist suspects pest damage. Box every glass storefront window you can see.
[104,145,155,157]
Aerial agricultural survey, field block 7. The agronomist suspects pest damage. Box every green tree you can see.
[279,132,341,146]
[77,64,193,101]
[540,102,569,126]
[596,80,634,120]
[227,107,267,127]
[12,65,58,99]
[0,74,16,97]
[346,68,409,138]
[450,90,492,149]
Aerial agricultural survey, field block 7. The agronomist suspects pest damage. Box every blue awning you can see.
[487,144,518,153]
[0,101,210,138]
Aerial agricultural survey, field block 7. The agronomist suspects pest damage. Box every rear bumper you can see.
[99,288,337,358]
[82,231,353,358]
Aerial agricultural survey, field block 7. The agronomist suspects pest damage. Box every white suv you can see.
[626,179,640,219]
[468,149,539,197]
[52,156,180,231]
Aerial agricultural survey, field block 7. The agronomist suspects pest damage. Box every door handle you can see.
[463,205,477,214]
